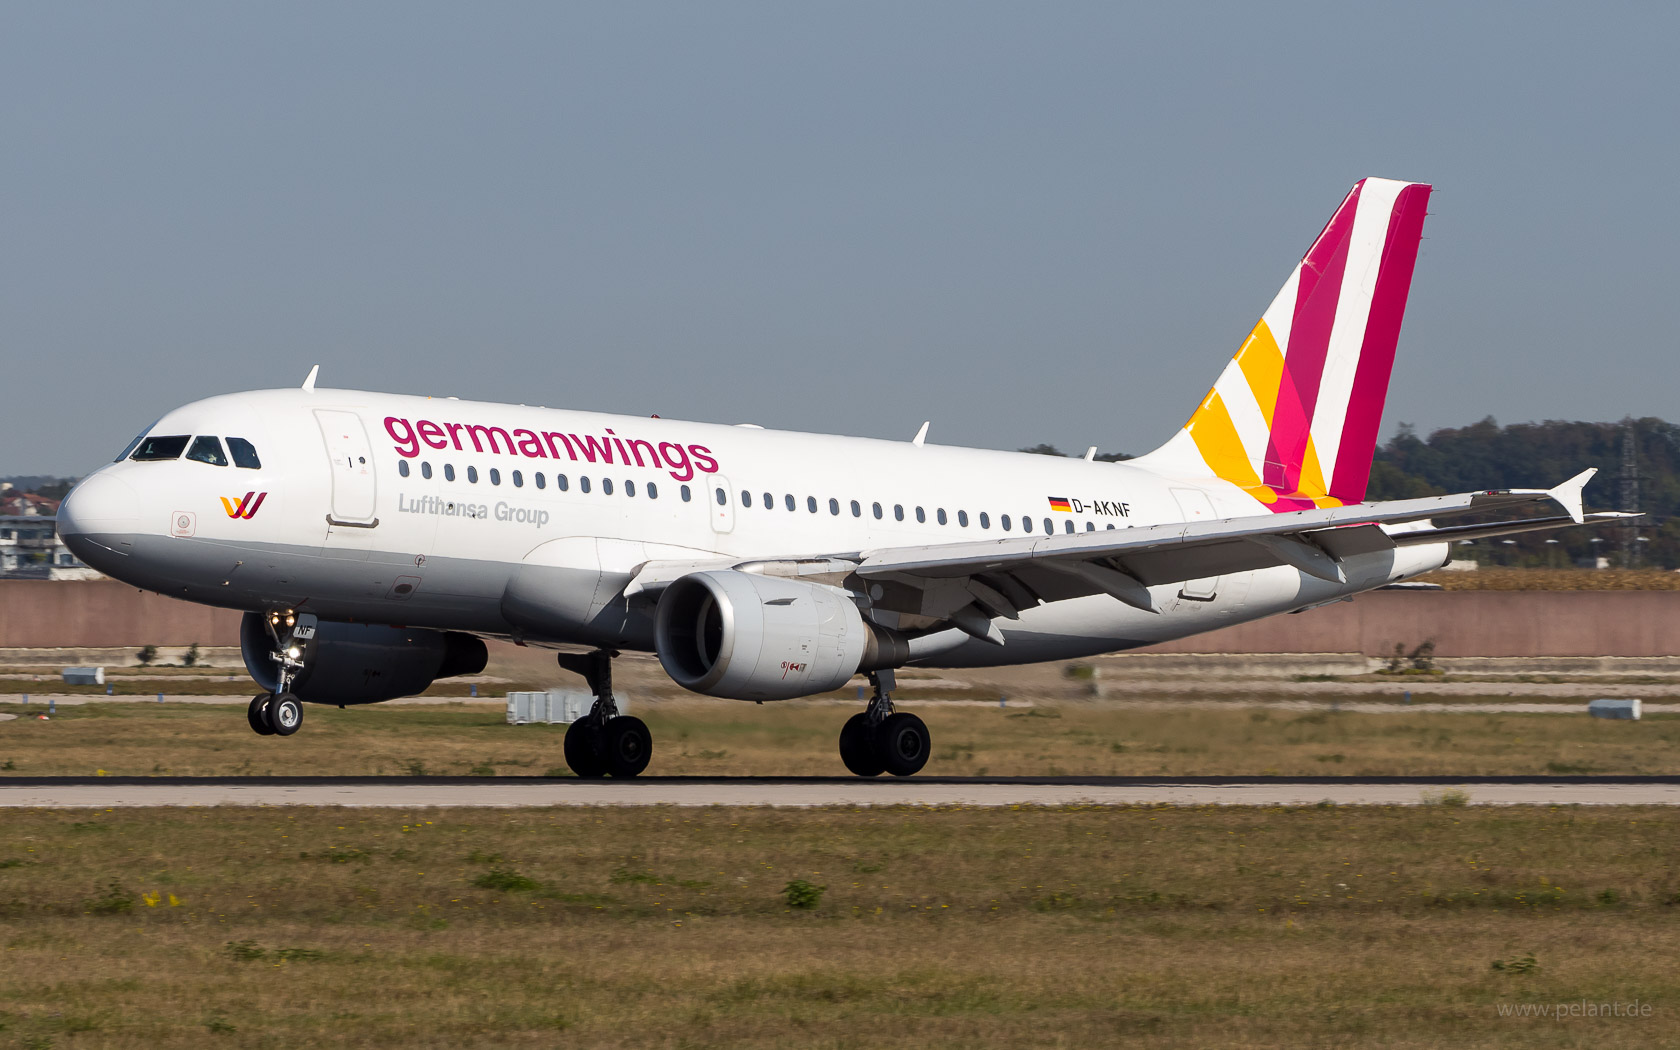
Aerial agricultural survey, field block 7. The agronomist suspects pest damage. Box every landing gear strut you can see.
[558,649,652,778]
[838,669,930,777]
[246,610,314,737]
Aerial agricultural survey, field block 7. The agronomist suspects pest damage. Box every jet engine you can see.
[240,612,488,705]
[654,570,882,701]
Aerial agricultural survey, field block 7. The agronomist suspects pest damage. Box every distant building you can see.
[0,489,99,579]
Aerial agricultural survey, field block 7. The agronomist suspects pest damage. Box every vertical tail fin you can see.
[1140,177,1432,510]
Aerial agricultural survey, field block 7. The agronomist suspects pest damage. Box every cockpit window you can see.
[130,435,191,461]
[114,420,160,463]
[226,438,262,470]
[186,436,229,466]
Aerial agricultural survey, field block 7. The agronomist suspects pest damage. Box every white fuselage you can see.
[61,387,1448,673]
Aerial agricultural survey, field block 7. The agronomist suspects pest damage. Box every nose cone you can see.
[58,473,140,563]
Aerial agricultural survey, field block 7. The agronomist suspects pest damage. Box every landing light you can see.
[287,647,301,659]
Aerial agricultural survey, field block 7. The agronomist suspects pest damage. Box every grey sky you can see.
[4,3,1676,476]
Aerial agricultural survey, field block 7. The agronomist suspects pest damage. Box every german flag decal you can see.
[1047,497,1072,513]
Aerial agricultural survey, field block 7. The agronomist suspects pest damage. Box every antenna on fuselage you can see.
[911,421,930,447]
[301,365,320,392]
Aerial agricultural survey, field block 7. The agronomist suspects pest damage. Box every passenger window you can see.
[399,460,410,478]
[490,468,501,486]
[937,509,948,526]
[624,480,635,497]
[647,482,658,499]
[580,476,592,493]
[850,500,861,517]
[467,466,478,484]
[872,502,883,520]
[421,462,433,480]
[512,470,523,488]
[807,496,818,513]
[716,488,727,506]
[742,490,753,508]
[763,492,773,509]
[535,473,546,490]
[680,484,691,502]
[130,435,190,461]
[226,437,262,469]
[785,494,795,512]
[958,510,969,527]
[1021,517,1032,534]
[445,464,456,482]
[1086,521,1095,532]
[829,498,840,515]
[1042,518,1052,534]
[1001,514,1011,531]
[916,507,926,523]
[894,504,904,522]
[1065,520,1074,534]
[1107,523,1116,530]
[602,478,614,496]
[980,512,990,529]
[557,474,569,491]
[186,436,228,466]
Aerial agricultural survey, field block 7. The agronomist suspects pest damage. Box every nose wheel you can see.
[246,692,303,737]
[838,670,930,777]
[246,610,316,737]
[558,650,652,778]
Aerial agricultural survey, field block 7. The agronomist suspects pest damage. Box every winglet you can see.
[301,365,320,392]
[911,421,930,447]
[1549,468,1595,525]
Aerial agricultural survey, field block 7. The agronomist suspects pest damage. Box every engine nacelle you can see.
[654,570,871,701]
[240,612,488,705]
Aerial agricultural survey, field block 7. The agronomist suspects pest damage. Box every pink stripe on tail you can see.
[1262,180,1363,493]
[1327,183,1433,503]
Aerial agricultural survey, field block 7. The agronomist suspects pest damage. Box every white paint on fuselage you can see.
[71,387,1448,670]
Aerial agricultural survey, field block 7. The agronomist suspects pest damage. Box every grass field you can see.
[3,699,1678,778]
[2,805,1678,1048]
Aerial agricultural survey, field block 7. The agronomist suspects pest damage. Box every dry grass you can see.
[1,805,1677,1048]
[3,700,1679,778]
[1416,568,1680,590]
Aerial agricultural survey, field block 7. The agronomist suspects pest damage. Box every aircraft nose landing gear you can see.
[558,650,652,778]
[839,669,930,777]
[246,610,314,737]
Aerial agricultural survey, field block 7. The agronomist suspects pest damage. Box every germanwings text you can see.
[384,416,719,483]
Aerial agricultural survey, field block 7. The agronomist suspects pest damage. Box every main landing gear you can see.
[838,669,930,777]
[558,650,652,779]
[246,610,315,737]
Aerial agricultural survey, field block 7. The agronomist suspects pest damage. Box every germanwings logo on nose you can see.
[221,492,267,519]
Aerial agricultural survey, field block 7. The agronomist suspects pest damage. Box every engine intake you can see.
[655,570,873,701]
[241,613,488,705]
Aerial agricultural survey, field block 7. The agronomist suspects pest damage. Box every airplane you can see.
[57,177,1620,778]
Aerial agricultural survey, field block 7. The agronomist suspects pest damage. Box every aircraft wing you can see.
[842,469,1625,641]
[624,469,1626,646]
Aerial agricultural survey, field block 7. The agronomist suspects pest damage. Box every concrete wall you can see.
[1137,590,1680,658]
[4,580,1680,658]
[0,580,241,649]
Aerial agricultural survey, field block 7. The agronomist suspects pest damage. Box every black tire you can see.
[601,716,653,778]
[839,713,885,777]
[247,693,276,736]
[564,719,606,778]
[268,693,303,737]
[876,712,930,777]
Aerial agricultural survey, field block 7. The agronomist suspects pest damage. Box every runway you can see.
[5,775,1680,807]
